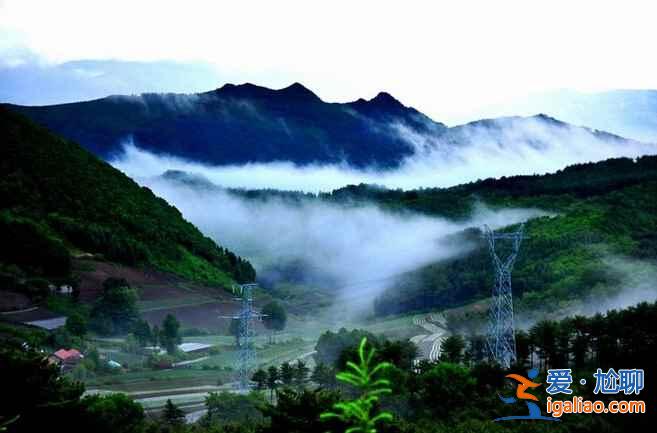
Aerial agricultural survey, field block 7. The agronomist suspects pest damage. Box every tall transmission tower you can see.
[483,224,525,369]
[220,283,265,391]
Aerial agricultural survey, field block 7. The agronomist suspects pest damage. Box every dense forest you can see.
[368,156,657,316]
[0,108,255,289]
[322,155,657,216]
[2,301,655,432]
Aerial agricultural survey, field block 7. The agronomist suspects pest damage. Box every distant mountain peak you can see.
[532,113,562,123]
[217,82,256,91]
[278,82,321,101]
[370,91,404,107]
[459,113,567,129]
[215,82,273,98]
[346,91,410,116]
[214,81,321,102]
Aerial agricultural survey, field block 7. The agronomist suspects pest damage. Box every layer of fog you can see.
[112,115,657,193]
[454,254,657,336]
[563,255,657,317]
[133,174,545,314]
[109,114,657,318]
[511,255,657,332]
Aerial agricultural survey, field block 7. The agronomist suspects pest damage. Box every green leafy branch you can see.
[320,337,393,433]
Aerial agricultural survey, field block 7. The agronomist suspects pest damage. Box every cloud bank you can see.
[567,255,657,317]
[133,174,545,314]
[0,58,223,106]
[109,115,656,315]
[112,116,657,193]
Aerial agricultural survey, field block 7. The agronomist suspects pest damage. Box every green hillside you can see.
[0,107,255,288]
[353,156,657,316]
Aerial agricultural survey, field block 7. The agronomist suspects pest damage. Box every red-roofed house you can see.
[49,349,83,372]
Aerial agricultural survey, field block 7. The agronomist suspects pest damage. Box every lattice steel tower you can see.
[220,283,264,391]
[483,224,525,369]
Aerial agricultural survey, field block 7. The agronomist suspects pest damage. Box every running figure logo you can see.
[494,368,560,421]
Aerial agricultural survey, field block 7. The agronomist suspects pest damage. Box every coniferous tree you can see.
[515,330,531,368]
[280,362,295,387]
[163,399,185,425]
[465,334,487,365]
[311,363,338,389]
[261,301,287,343]
[132,319,152,347]
[530,320,558,369]
[267,365,279,401]
[440,335,465,364]
[152,325,160,347]
[294,360,310,388]
[252,369,268,390]
[161,314,181,355]
[65,312,87,338]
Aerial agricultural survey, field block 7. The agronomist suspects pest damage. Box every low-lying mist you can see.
[509,255,657,331]
[109,115,657,317]
[112,115,657,192]
[563,255,657,317]
[451,254,657,336]
[131,173,545,314]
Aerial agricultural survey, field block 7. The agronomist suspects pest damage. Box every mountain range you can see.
[5,83,652,169]
[2,87,657,321]
[4,83,442,167]
[465,89,657,143]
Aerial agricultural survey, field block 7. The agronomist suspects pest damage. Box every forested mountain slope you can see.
[0,108,255,287]
[356,156,657,316]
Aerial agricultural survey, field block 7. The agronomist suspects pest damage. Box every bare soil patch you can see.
[141,301,266,333]
[73,259,232,303]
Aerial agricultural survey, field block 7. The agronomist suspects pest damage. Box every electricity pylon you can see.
[483,224,525,369]
[219,283,265,391]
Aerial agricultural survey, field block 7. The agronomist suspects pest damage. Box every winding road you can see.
[410,312,449,363]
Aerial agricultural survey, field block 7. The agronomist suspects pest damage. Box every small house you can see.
[49,348,83,372]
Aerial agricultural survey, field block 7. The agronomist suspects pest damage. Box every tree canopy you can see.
[90,278,139,335]
[261,301,287,333]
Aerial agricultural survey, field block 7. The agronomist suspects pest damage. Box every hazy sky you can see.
[2,0,657,122]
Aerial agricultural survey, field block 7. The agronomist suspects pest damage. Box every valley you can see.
[2,81,657,433]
